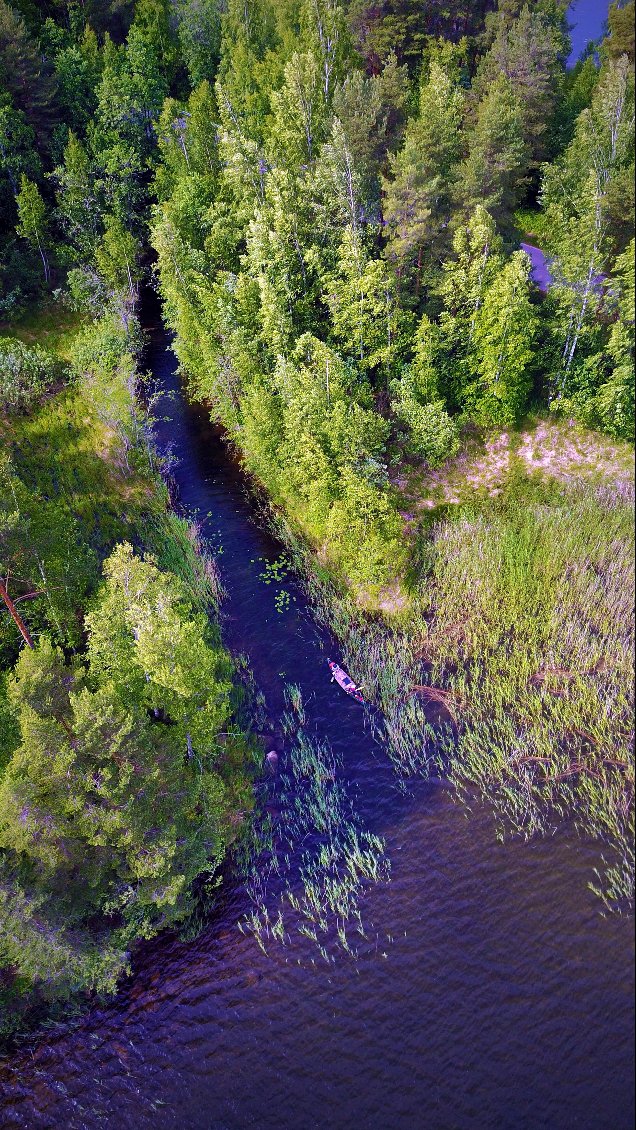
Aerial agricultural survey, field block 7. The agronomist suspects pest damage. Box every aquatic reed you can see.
[265,480,635,908]
[237,685,391,958]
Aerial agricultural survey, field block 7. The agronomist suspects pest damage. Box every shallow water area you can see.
[0,315,633,1130]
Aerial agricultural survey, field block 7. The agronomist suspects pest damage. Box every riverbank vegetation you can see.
[0,299,254,1037]
[145,0,633,898]
[0,0,261,1029]
[266,466,634,907]
[0,0,633,1037]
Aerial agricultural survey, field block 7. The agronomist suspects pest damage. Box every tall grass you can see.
[266,479,635,907]
[0,301,84,363]
[423,482,634,899]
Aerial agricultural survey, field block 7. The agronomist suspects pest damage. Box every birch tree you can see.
[469,251,539,425]
[541,55,635,400]
[15,176,50,284]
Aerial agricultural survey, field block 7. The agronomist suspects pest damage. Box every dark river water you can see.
[0,316,633,1129]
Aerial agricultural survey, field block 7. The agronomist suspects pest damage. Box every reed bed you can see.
[237,686,390,958]
[267,479,635,908]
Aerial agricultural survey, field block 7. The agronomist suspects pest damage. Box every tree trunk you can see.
[0,579,34,648]
[34,228,50,285]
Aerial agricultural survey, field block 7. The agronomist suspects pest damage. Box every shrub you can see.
[0,338,62,414]
[69,315,143,377]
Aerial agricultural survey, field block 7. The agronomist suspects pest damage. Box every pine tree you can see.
[0,0,58,145]
[0,545,241,936]
[603,0,635,62]
[456,73,529,235]
[471,3,567,170]
[0,93,40,201]
[85,543,233,755]
[383,60,463,295]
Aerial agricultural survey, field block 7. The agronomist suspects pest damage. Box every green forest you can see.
[0,0,634,1038]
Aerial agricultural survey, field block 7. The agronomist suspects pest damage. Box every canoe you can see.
[328,659,365,703]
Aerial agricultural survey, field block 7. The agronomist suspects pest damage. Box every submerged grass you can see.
[237,686,390,959]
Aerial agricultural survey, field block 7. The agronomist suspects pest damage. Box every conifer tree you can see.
[456,73,529,235]
[0,0,58,144]
[471,3,567,170]
[383,60,463,295]
[0,94,40,197]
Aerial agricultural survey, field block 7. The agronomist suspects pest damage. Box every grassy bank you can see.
[0,299,255,1041]
[0,303,84,363]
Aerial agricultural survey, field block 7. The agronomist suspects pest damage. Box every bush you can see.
[0,338,63,413]
[394,378,459,466]
[70,315,143,377]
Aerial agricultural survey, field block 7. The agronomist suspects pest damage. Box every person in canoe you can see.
[328,659,365,703]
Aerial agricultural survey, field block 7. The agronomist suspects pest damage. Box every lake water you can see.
[567,0,610,65]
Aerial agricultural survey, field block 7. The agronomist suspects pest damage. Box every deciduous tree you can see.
[15,175,51,283]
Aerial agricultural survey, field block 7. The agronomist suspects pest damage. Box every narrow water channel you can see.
[1,315,633,1130]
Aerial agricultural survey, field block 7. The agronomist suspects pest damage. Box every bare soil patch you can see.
[393,418,634,523]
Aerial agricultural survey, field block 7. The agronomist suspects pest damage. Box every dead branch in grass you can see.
[409,684,465,719]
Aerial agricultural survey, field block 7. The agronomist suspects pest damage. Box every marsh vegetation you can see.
[238,686,390,962]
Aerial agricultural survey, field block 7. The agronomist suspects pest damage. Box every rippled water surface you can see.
[1,318,633,1130]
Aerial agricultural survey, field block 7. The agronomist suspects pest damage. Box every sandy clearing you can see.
[393,418,635,513]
